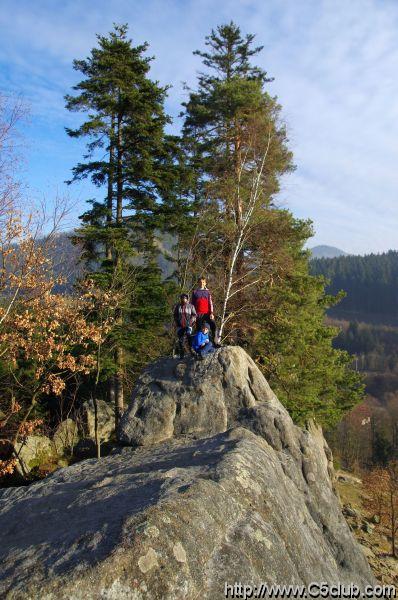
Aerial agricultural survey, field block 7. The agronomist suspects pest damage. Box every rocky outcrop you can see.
[0,347,376,598]
[118,346,282,446]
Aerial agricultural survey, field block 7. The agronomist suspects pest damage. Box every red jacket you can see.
[191,288,214,315]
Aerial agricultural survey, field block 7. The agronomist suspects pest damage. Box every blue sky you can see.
[1,0,397,254]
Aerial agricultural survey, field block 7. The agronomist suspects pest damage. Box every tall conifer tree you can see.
[181,22,294,335]
[65,25,174,423]
[180,22,364,426]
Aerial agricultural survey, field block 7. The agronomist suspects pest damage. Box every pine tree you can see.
[250,212,365,426]
[180,22,364,425]
[181,22,294,337]
[65,24,174,424]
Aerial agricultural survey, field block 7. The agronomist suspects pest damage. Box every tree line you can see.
[310,251,398,321]
[0,22,365,478]
[333,319,398,375]
[328,317,398,476]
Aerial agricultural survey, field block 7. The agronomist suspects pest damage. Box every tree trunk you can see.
[93,396,101,459]
[233,127,244,344]
[114,109,124,428]
[108,374,115,404]
[234,129,243,231]
[116,112,123,225]
[114,346,124,427]
[106,116,115,261]
[106,116,116,408]
[391,489,395,557]
[11,392,39,477]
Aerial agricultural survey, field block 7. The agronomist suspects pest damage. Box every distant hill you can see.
[40,230,176,286]
[309,245,349,259]
[310,250,398,325]
[48,235,350,282]
[48,231,83,291]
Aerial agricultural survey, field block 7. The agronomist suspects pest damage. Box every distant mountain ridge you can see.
[43,234,398,327]
[310,245,349,259]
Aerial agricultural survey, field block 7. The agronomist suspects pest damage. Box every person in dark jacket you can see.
[191,276,220,345]
[173,293,197,358]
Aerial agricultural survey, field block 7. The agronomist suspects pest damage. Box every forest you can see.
[0,23,366,481]
[308,251,398,472]
[311,251,398,324]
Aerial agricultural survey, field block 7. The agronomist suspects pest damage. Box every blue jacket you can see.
[192,330,209,351]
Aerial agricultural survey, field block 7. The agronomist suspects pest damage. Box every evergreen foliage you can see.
[61,21,366,430]
[65,25,176,418]
[332,320,398,375]
[251,213,365,425]
[179,22,364,426]
[310,250,398,320]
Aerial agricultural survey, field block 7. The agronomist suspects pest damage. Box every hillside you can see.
[336,471,398,585]
[310,250,398,326]
[317,250,398,469]
[310,245,349,259]
[37,230,176,286]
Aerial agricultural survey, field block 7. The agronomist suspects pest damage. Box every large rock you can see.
[53,418,79,456]
[82,398,114,442]
[118,346,282,446]
[13,434,54,476]
[0,347,376,598]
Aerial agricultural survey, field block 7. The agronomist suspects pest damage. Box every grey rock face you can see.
[118,347,281,446]
[0,347,376,598]
[13,434,54,476]
[82,398,114,442]
[53,418,79,455]
[0,430,376,598]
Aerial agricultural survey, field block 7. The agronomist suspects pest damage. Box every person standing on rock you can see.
[191,276,220,346]
[173,293,197,359]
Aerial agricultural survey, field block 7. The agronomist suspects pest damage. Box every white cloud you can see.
[0,0,397,253]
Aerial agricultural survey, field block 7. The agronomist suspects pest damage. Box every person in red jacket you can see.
[191,276,220,345]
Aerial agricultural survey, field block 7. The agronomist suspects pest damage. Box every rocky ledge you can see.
[0,347,376,599]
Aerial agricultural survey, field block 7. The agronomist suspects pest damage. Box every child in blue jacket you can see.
[192,323,215,359]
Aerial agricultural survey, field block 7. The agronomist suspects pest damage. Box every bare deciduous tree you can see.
[0,93,28,217]
[363,462,398,557]
[218,131,272,340]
